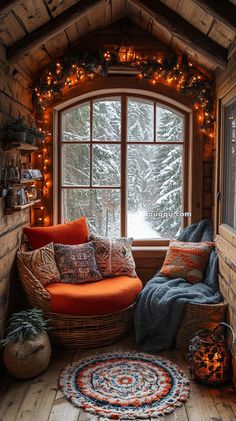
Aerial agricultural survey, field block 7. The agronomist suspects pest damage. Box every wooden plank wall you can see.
[215,50,236,387]
[0,42,33,343]
[216,235,236,387]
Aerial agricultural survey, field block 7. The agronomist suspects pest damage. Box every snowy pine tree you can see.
[128,99,153,141]
[147,108,183,237]
[62,104,90,141]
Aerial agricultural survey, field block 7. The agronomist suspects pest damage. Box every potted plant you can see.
[1,308,51,379]
[6,117,28,142]
[27,127,45,146]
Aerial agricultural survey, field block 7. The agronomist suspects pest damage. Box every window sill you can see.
[132,245,168,258]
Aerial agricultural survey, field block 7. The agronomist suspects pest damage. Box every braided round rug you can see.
[59,351,190,420]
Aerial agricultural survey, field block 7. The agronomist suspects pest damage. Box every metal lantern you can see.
[117,39,135,64]
[188,322,235,386]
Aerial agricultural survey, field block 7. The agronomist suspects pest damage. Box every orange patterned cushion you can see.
[160,240,214,284]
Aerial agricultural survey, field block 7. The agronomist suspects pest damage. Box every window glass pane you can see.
[127,144,183,239]
[128,98,154,141]
[92,99,121,141]
[92,145,120,186]
[62,144,90,186]
[156,106,184,142]
[62,103,90,141]
[223,99,236,229]
[62,188,120,237]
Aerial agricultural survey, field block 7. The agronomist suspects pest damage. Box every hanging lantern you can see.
[188,322,235,386]
[117,39,135,64]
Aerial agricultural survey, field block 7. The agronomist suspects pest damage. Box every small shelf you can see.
[4,142,39,151]
[6,199,41,215]
[12,142,38,152]
[1,178,42,186]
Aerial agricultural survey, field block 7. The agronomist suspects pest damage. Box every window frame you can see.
[218,85,236,242]
[56,89,192,246]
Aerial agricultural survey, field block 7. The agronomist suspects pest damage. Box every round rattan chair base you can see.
[44,304,135,348]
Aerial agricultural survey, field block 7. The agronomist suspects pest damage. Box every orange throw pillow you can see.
[160,240,214,284]
[24,217,89,250]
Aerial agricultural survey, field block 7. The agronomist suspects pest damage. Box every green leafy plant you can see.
[26,127,44,145]
[6,117,28,139]
[27,127,44,139]
[1,309,49,346]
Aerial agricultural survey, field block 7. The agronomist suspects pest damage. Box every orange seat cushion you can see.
[45,276,142,316]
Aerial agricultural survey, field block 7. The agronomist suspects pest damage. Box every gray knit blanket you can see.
[134,220,222,351]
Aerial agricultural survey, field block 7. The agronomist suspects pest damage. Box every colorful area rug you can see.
[59,351,190,420]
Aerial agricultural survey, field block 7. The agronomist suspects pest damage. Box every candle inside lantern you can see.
[188,323,232,386]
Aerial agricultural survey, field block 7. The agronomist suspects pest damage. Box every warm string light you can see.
[32,51,214,140]
[33,115,52,226]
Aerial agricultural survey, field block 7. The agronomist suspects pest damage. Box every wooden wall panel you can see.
[216,235,236,387]
[13,0,50,33]
[215,50,236,387]
[133,248,167,284]
[0,12,26,47]
[0,42,33,343]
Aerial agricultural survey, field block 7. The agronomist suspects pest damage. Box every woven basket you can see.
[17,242,135,348]
[3,331,51,379]
[45,305,134,348]
[175,301,228,351]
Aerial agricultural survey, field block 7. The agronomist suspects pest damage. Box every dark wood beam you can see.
[0,0,21,15]
[191,0,236,33]
[130,0,228,68]
[7,0,103,64]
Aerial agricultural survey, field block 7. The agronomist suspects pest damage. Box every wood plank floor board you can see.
[0,335,235,421]
[77,409,99,420]
[219,386,236,418]
[48,389,80,421]
[15,348,74,421]
[175,350,213,421]
[0,379,31,421]
[207,388,236,421]
[0,371,12,400]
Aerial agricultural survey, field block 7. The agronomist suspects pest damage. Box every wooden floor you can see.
[0,332,235,421]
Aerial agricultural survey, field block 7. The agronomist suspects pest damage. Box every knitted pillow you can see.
[160,240,214,284]
[54,242,102,284]
[90,235,137,278]
[17,242,60,286]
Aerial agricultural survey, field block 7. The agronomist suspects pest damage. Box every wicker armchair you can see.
[17,244,136,348]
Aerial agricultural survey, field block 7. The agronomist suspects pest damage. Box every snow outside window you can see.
[60,96,185,240]
[223,99,236,230]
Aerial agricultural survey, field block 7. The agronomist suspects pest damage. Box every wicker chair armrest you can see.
[17,253,51,312]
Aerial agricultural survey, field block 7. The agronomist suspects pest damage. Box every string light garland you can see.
[32,50,215,137]
[33,129,52,226]
[32,50,215,226]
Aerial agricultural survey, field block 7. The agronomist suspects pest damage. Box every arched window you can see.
[59,94,188,243]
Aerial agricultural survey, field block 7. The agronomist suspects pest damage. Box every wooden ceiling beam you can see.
[0,0,22,15]
[191,0,236,33]
[6,0,103,64]
[130,0,228,68]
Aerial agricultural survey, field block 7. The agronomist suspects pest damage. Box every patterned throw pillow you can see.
[90,235,137,278]
[54,242,102,284]
[160,240,214,284]
[17,242,60,286]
